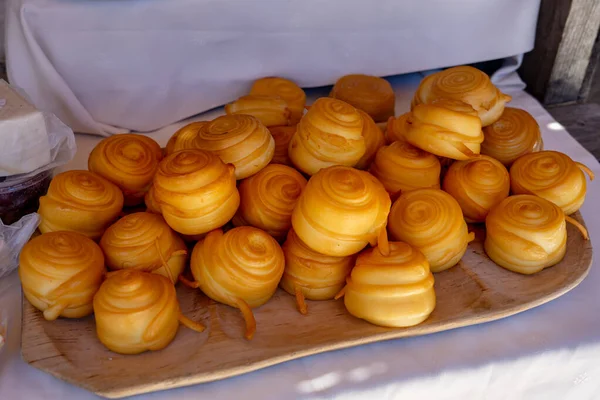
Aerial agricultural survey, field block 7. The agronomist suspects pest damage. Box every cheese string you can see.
[334,285,346,300]
[576,162,595,181]
[295,286,308,315]
[565,216,589,240]
[178,314,206,333]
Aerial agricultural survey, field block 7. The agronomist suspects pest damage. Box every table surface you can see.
[2,72,600,400]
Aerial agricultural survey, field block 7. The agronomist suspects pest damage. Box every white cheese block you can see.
[0,80,51,177]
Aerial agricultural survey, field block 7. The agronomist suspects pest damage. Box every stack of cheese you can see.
[18,66,592,356]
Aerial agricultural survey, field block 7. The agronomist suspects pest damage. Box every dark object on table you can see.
[0,169,53,225]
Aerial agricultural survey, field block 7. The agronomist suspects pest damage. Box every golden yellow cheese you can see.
[225,94,291,127]
[165,121,208,155]
[233,164,307,240]
[411,65,511,126]
[388,188,474,272]
[193,114,274,179]
[291,165,391,257]
[288,97,366,175]
[386,112,410,144]
[250,77,306,124]
[354,109,387,170]
[484,194,589,275]
[341,242,435,327]
[93,270,205,355]
[38,170,124,240]
[19,231,106,321]
[481,107,543,166]
[144,184,161,214]
[152,149,240,236]
[100,212,187,283]
[330,74,395,122]
[268,125,297,166]
[442,155,510,223]
[509,151,594,215]
[402,99,484,160]
[280,229,355,314]
[88,133,163,206]
[369,140,441,198]
[187,227,285,340]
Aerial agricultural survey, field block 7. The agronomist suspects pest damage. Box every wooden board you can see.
[21,212,593,399]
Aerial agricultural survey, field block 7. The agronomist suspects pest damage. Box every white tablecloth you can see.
[5,0,539,136]
[1,68,600,400]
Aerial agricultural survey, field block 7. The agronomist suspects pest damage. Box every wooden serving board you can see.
[21,212,593,399]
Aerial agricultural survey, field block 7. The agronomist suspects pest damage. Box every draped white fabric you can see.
[2,68,600,400]
[5,0,539,136]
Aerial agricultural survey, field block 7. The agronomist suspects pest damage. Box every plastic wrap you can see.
[0,213,40,279]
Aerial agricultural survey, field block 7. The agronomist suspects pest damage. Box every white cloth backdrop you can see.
[5,0,539,136]
[1,69,600,400]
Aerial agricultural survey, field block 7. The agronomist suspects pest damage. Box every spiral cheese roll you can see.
[388,189,474,272]
[484,195,572,274]
[268,125,296,166]
[510,151,594,215]
[386,112,410,144]
[442,155,510,223]
[234,164,307,240]
[225,95,291,127]
[152,149,240,235]
[88,133,163,206]
[292,165,391,257]
[280,229,355,314]
[330,74,395,122]
[288,98,366,175]
[402,99,484,160]
[250,77,306,124]
[165,121,208,155]
[100,212,188,283]
[354,109,387,170]
[93,270,205,355]
[144,185,161,214]
[481,107,543,166]
[370,140,441,198]
[341,242,435,327]
[411,65,511,126]
[19,231,106,321]
[193,115,274,179]
[187,227,285,340]
[38,170,124,240]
